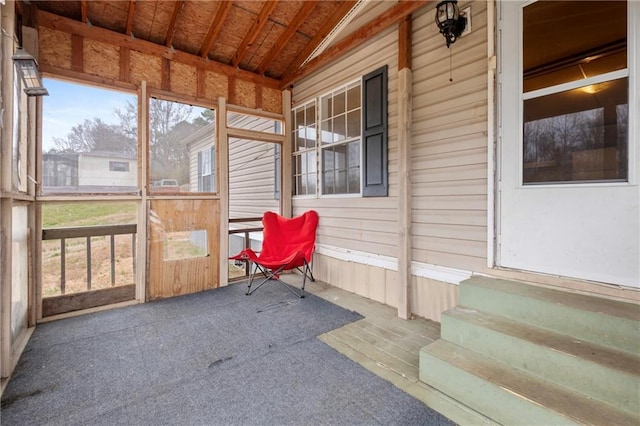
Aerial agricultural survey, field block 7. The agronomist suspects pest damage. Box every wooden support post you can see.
[281,90,292,217]
[1,3,15,379]
[218,97,230,286]
[136,81,148,302]
[397,16,413,320]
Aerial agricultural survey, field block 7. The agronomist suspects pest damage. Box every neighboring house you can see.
[42,151,137,192]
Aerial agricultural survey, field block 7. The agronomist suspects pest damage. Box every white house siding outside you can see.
[227,113,280,220]
[77,153,137,188]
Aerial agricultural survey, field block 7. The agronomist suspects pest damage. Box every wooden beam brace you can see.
[231,0,278,68]
[161,57,171,90]
[255,0,317,75]
[81,0,88,24]
[281,0,357,82]
[71,34,83,72]
[125,0,135,36]
[398,15,412,71]
[283,0,428,87]
[199,1,232,57]
[119,46,130,81]
[164,1,184,47]
[37,9,281,89]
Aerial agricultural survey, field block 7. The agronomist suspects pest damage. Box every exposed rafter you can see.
[255,0,317,75]
[231,0,278,68]
[283,0,428,87]
[80,0,87,23]
[281,0,357,82]
[37,9,281,89]
[199,1,232,57]
[164,0,185,47]
[125,0,135,36]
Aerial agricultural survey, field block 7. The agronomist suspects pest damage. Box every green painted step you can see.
[441,307,640,415]
[459,277,640,356]
[420,339,638,426]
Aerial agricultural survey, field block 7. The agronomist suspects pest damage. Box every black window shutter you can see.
[362,65,388,197]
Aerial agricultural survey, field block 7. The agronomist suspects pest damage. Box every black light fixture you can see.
[12,48,48,96]
[435,0,467,48]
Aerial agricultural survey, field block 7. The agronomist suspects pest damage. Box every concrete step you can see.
[459,276,640,356]
[441,307,640,415]
[420,339,639,426]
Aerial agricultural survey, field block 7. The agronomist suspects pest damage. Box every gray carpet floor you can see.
[1,282,455,426]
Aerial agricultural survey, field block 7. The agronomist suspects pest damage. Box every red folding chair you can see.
[230,210,319,298]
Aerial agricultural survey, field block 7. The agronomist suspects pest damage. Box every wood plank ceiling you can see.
[31,1,427,88]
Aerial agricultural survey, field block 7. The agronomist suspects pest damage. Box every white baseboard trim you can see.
[315,244,472,285]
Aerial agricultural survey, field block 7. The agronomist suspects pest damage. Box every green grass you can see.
[43,202,137,228]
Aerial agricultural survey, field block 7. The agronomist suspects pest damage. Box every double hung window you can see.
[292,65,388,197]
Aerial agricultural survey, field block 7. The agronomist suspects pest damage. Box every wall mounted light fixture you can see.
[435,0,467,48]
[13,47,48,97]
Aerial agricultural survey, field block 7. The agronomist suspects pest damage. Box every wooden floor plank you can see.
[327,325,420,380]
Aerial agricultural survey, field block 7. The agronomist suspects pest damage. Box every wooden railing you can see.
[42,224,137,295]
[228,217,263,280]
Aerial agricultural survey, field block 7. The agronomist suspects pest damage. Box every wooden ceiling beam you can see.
[125,0,135,36]
[281,0,357,82]
[255,0,317,75]
[283,0,429,87]
[80,0,87,23]
[231,0,278,68]
[199,1,232,57]
[164,0,185,47]
[37,9,281,89]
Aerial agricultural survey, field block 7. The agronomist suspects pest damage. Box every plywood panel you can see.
[129,50,162,88]
[204,70,228,100]
[84,39,120,81]
[148,199,220,300]
[170,61,197,97]
[234,79,256,109]
[39,27,72,69]
[262,87,282,114]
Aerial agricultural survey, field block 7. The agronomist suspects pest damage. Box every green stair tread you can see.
[446,307,640,376]
[421,339,639,426]
[464,277,640,322]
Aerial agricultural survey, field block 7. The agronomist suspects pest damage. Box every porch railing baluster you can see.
[111,234,116,286]
[61,238,66,295]
[43,224,137,296]
[86,236,92,291]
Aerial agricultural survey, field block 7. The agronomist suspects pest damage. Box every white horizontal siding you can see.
[411,0,488,271]
[292,26,400,259]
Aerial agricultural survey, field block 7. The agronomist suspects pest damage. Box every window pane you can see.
[348,168,360,193]
[321,119,333,145]
[347,110,361,138]
[523,78,628,184]
[347,85,361,111]
[523,1,627,93]
[306,174,317,195]
[42,79,138,194]
[164,230,208,260]
[307,104,316,126]
[321,95,331,120]
[333,115,346,142]
[336,170,347,193]
[334,91,346,115]
[348,141,360,168]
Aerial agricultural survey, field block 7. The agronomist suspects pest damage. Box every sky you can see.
[42,78,136,152]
